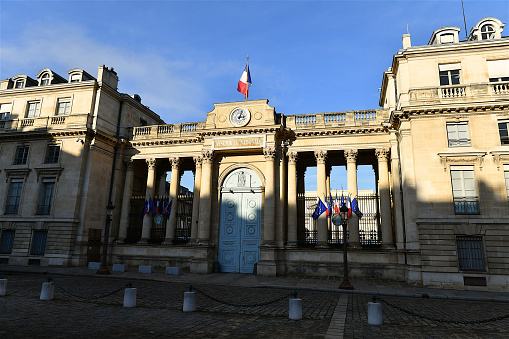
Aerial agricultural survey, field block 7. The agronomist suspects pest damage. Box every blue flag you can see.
[165,199,173,220]
[140,200,148,218]
[352,197,363,219]
[312,198,327,220]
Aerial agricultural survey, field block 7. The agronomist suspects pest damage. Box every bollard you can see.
[183,291,196,312]
[40,281,54,301]
[289,298,302,320]
[123,287,137,307]
[368,302,383,325]
[0,279,6,296]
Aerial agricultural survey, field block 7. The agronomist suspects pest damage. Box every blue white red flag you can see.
[140,200,149,218]
[237,63,252,99]
[347,195,352,218]
[165,199,173,220]
[335,193,340,214]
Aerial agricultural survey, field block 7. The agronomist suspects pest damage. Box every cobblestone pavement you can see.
[1,268,509,338]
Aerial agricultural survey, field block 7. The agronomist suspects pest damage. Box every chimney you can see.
[402,34,411,49]
[97,65,119,90]
[1,78,13,90]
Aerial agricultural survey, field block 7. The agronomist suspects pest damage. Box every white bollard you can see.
[123,288,137,307]
[368,302,383,325]
[183,291,196,312]
[40,282,54,301]
[289,298,302,320]
[0,279,7,296]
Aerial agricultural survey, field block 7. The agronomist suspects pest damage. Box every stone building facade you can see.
[1,17,508,291]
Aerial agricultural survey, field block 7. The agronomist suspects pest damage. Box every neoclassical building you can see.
[1,17,508,291]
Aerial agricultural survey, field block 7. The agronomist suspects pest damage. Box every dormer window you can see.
[40,73,50,86]
[70,74,81,83]
[440,33,454,44]
[481,24,495,40]
[15,80,24,88]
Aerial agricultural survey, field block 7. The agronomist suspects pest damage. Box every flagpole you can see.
[245,55,249,101]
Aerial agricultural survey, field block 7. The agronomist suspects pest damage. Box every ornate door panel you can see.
[240,193,261,273]
[218,193,241,272]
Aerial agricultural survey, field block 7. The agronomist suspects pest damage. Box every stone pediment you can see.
[205,99,277,129]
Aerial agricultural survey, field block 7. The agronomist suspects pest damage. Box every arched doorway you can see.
[218,168,262,273]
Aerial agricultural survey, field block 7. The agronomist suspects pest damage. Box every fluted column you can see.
[140,158,156,243]
[296,166,306,241]
[190,156,202,243]
[198,151,213,243]
[315,150,328,248]
[287,151,298,246]
[117,159,134,243]
[164,157,180,244]
[263,147,276,245]
[376,148,394,248]
[345,149,360,248]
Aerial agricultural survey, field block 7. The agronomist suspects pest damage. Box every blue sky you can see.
[1,0,508,190]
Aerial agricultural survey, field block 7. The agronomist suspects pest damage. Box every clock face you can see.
[229,107,251,126]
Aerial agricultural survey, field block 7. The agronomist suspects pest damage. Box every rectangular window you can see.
[140,118,147,127]
[15,80,24,88]
[56,99,71,115]
[450,166,479,214]
[30,230,48,255]
[37,178,55,215]
[0,103,12,120]
[70,74,80,83]
[457,236,485,271]
[439,63,461,86]
[13,145,29,165]
[44,145,60,164]
[26,101,40,118]
[0,230,15,254]
[446,122,470,147]
[499,121,509,145]
[5,179,23,215]
[487,59,509,82]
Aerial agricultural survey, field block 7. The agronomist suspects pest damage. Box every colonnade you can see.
[116,147,394,248]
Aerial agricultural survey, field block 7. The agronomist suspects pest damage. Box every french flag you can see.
[237,64,252,99]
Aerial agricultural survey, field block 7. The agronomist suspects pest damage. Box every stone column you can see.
[140,158,156,243]
[198,151,213,243]
[345,149,360,248]
[117,159,134,243]
[315,150,328,248]
[263,147,276,245]
[296,166,306,241]
[164,157,180,244]
[390,131,404,250]
[287,151,298,246]
[376,148,393,248]
[190,156,202,243]
[157,171,167,197]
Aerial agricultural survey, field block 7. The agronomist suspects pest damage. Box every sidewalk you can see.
[2,264,508,302]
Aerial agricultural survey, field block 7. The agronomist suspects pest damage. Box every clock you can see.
[229,107,251,127]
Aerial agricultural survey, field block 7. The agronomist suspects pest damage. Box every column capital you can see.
[193,156,202,167]
[169,157,180,170]
[314,150,327,164]
[146,158,156,170]
[344,149,358,163]
[202,150,214,164]
[264,147,277,161]
[124,159,134,171]
[375,148,390,162]
[287,151,298,164]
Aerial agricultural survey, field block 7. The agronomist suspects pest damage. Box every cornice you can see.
[437,151,487,171]
[294,126,388,137]
[131,137,203,147]
[397,103,509,119]
[0,80,97,97]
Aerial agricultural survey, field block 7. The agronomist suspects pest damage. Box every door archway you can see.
[218,168,262,273]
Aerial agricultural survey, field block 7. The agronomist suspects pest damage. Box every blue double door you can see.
[218,191,261,273]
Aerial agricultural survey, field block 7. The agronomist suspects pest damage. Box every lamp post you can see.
[97,201,115,275]
[339,204,354,289]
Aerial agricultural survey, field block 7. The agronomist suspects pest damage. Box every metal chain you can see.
[49,277,131,300]
[378,296,509,324]
[191,285,296,308]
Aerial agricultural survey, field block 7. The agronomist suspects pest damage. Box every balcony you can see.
[0,114,91,133]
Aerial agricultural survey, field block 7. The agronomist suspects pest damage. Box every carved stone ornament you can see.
[438,152,487,171]
[170,157,180,170]
[287,151,298,164]
[202,150,214,163]
[125,159,134,171]
[4,168,31,183]
[35,167,64,182]
[490,151,509,171]
[146,158,157,170]
[314,150,327,164]
[193,156,202,167]
[264,147,277,161]
[344,149,358,163]
[375,148,390,161]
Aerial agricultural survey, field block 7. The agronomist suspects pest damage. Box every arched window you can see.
[481,24,495,40]
[40,73,50,86]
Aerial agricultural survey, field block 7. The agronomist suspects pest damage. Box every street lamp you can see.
[339,203,354,290]
[97,201,115,275]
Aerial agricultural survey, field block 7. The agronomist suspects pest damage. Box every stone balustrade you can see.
[408,82,509,105]
[0,113,91,132]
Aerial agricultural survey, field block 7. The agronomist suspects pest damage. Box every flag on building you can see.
[312,198,327,220]
[165,198,173,220]
[155,198,160,214]
[149,197,155,215]
[140,199,149,218]
[346,195,352,218]
[352,197,363,219]
[237,60,252,100]
[335,193,340,214]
